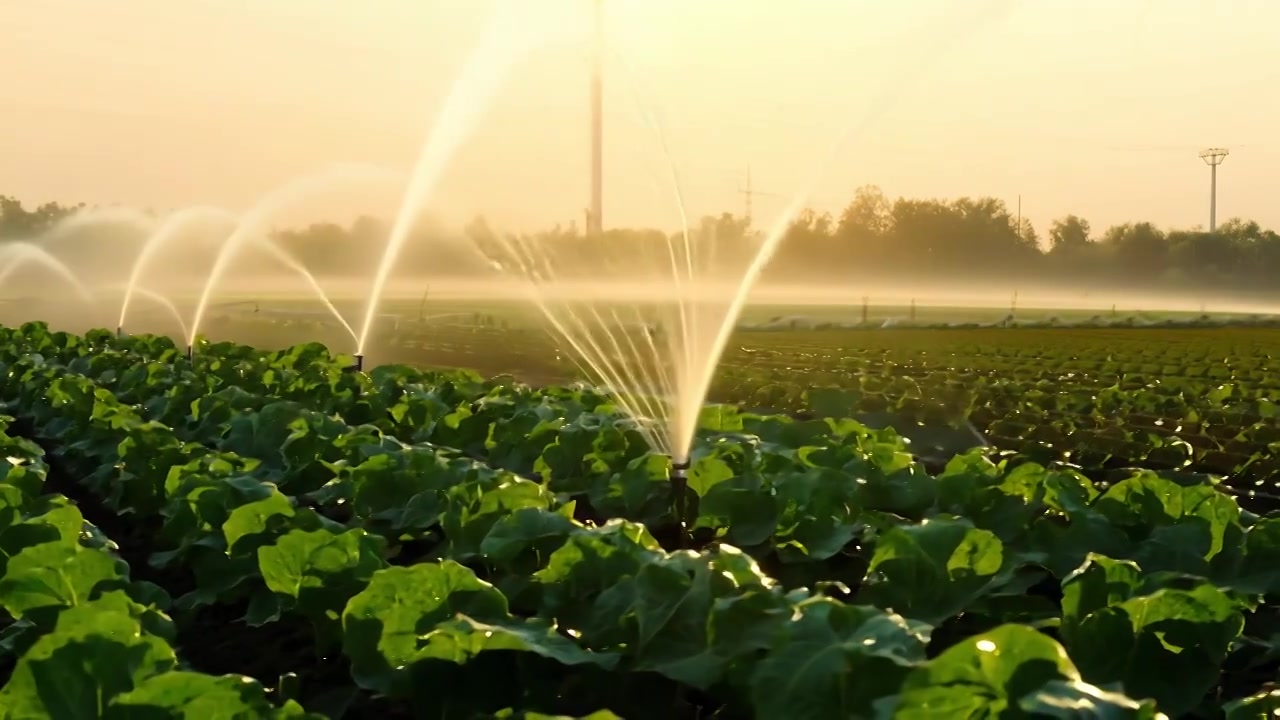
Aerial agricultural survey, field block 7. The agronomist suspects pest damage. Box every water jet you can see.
[43,206,156,242]
[0,242,96,307]
[119,206,237,333]
[187,164,398,353]
[356,3,541,357]
[471,0,1018,473]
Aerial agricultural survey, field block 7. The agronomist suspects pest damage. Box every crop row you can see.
[0,411,318,718]
[3,323,1280,716]
[712,335,1280,499]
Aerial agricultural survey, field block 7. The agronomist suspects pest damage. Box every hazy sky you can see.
[3,0,1277,237]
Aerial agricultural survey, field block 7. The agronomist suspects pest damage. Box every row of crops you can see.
[716,328,1280,508]
[0,321,1278,717]
[0,411,312,718]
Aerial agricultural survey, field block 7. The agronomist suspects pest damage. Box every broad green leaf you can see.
[0,539,122,618]
[937,461,1075,541]
[222,490,295,554]
[687,455,735,498]
[860,517,1006,624]
[751,598,930,720]
[479,507,581,571]
[341,561,509,695]
[698,405,745,433]
[106,671,320,719]
[1094,473,1244,577]
[0,484,28,533]
[1060,554,1142,644]
[534,520,661,626]
[441,477,555,559]
[1233,518,1280,594]
[0,461,46,503]
[1017,679,1165,718]
[344,450,464,532]
[587,452,673,524]
[0,596,177,718]
[418,614,618,670]
[696,473,779,548]
[491,707,622,712]
[1028,511,1133,578]
[1064,582,1244,716]
[772,467,864,562]
[596,550,780,688]
[0,498,83,569]
[258,528,387,623]
[1224,688,1280,719]
[886,624,1080,717]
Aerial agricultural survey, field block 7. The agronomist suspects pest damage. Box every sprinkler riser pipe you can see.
[185,345,193,363]
[669,457,692,548]
[342,354,364,374]
[670,458,690,481]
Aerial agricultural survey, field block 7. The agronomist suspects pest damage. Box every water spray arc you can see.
[118,206,239,334]
[355,5,534,359]
[43,206,157,243]
[0,243,97,307]
[0,2,1021,550]
[186,165,396,359]
[105,284,190,340]
[474,0,1020,547]
[672,0,1021,465]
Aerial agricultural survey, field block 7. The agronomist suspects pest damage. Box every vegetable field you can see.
[1,321,1280,718]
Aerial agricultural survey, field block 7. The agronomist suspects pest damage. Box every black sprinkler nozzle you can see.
[342,354,364,374]
[185,345,193,363]
[669,458,693,548]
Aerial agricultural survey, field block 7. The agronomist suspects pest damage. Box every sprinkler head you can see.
[670,458,691,480]
[342,354,364,374]
[116,326,124,339]
[185,345,193,363]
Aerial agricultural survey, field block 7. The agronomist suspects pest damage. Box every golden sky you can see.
[2,0,1277,235]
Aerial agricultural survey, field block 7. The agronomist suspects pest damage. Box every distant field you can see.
[27,294,1280,464]
[141,302,1280,512]
[112,298,1277,384]
[129,296,1270,330]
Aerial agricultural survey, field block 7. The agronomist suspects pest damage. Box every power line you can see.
[737,166,784,226]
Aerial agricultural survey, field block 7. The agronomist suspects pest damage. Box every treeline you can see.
[769,186,1280,291]
[0,196,83,239]
[4,189,1280,292]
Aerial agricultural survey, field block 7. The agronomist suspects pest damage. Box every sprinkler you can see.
[670,458,690,482]
[342,354,364,374]
[670,458,691,547]
[185,345,193,363]
[115,326,124,339]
